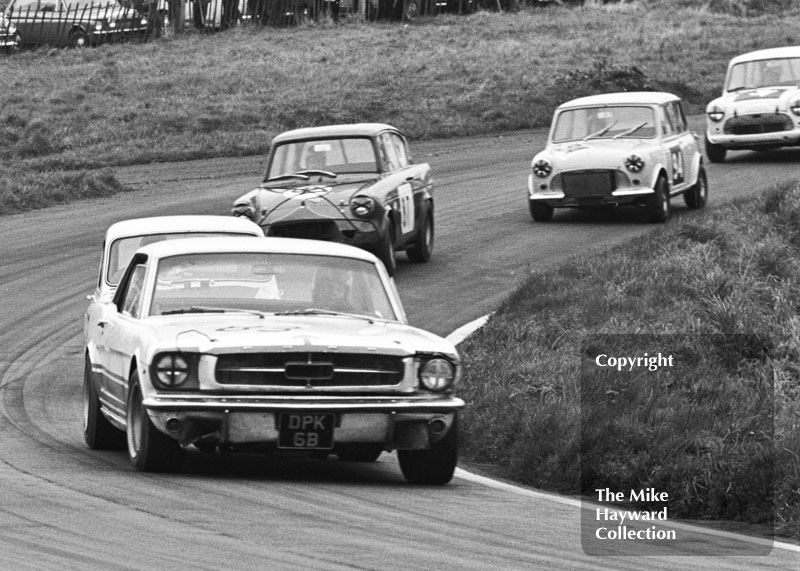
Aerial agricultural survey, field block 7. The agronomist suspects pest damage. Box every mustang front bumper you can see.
[144,394,464,450]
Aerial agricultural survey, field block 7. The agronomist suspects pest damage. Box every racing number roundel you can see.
[398,183,415,234]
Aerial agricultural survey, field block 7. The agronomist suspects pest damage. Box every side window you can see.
[667,102,687,134]
[378,134,401,172]
[659,106,673,137]
[121,264,146,318]
[390,133,410,168]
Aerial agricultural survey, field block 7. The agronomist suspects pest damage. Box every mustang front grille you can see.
[724,114,793,135]
[561,171,616,197]
[215,352,405,386]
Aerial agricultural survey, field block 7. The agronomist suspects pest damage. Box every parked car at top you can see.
[232,123,434,277]
[4,0,148,47]
[82,237,463,484]
[1,13,21,50]
[528,92,708,223]
[705,46,800,162]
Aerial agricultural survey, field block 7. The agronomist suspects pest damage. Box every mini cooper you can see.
[82,237,463,484]
[705,46,800,162]
[528,92,708,223]
[232,123,434,276]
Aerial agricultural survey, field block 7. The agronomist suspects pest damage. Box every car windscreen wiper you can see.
[273,308,375,323]
[295,169,338,179]
[162,306,265,318]
[613,122,649,139]
[583,121,617,141]
[264,173,311,183]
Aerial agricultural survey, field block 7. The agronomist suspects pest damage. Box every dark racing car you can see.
[232,123,434,276]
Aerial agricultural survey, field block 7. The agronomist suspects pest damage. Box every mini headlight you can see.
[154,353,189,388]
[140,17,148,26]
[349,196,375,218]
[532,158,553,178]
[8,22,16,34]
[790,99,800,117]
[419,358,455,392]
[624,153,645,173]
[707,105,725,122]
[109,21,116,28]
[94,21,104,31]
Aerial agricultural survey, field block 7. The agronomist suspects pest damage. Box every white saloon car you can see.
[705,46,800,162]
[528,92,708,223]
[82,237,463,484]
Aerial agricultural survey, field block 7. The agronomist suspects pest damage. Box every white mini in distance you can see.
[528,92,708,223]
[705,46,800,163]
[82,236,463,485]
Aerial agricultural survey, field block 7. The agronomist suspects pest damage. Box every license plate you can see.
[278,413,335,449]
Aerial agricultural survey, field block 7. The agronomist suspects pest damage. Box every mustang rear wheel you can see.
[704,135,727,163]
[83,356,125,450]
[529,201,554,222]
[648,175,671,224]
[126,372,183,472]
[684,166,708,210]
[406,209,433,263]
[398,414,459,485]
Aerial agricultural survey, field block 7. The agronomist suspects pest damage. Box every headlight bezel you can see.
[624,153,645,173]
[152,352,197,390]
[707,105,725,123]
[532,158,553,179]
[349,195,375,218]
[790,98,800,117]
[418,356,458,392]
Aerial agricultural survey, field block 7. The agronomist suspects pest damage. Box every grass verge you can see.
[457,181,800,539]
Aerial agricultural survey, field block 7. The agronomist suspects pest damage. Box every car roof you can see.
[137,236,380,263]
[729,46,800,65]
[557,91,681,109]
[272,123,400,143]
[104,215,264,242]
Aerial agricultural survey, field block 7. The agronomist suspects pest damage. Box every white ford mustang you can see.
[82,236,463,484]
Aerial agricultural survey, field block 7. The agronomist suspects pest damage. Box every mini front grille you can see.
[215,352,404,387]
[724,114,792,135]
[561,171,616,197]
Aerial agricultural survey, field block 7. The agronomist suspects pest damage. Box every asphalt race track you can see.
[1,124,798,570]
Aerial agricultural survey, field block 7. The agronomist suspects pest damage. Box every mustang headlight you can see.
[154,353,190,388]
[350,196,375,218]
[707,105,725,122]
[790,98,800,117]
[532,158,553,178]
[419,357,456,392]
[624,153,645,173]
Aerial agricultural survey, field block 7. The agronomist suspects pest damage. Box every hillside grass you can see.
[458,181,800,539]
[2,1,800,212]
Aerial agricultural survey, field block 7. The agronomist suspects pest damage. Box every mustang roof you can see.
[137,236,380,263]
[558,92,680,109]
[272,123,400,143]
[105,215,263,241]
[729,46,800,65]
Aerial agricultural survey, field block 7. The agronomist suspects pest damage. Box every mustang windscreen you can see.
[149,253,397,320]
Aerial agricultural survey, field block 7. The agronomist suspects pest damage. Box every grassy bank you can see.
[2,1,800,212]
[457,181,800,539]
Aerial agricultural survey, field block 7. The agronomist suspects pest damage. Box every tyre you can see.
[69,29,88,48]
[337,444,383,462]
[704,135,726,163]
[375,220,397,276]
[83,356,125,450]
[529,201,554,222]
[398,414,459,485]
[647,175,671,224]
[406,209,433,263]
[126,372,183,472]
[684,166,708,210]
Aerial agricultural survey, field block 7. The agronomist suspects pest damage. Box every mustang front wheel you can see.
[398,414,458,485]
[126,372,183,472]
[83,356,125,450]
